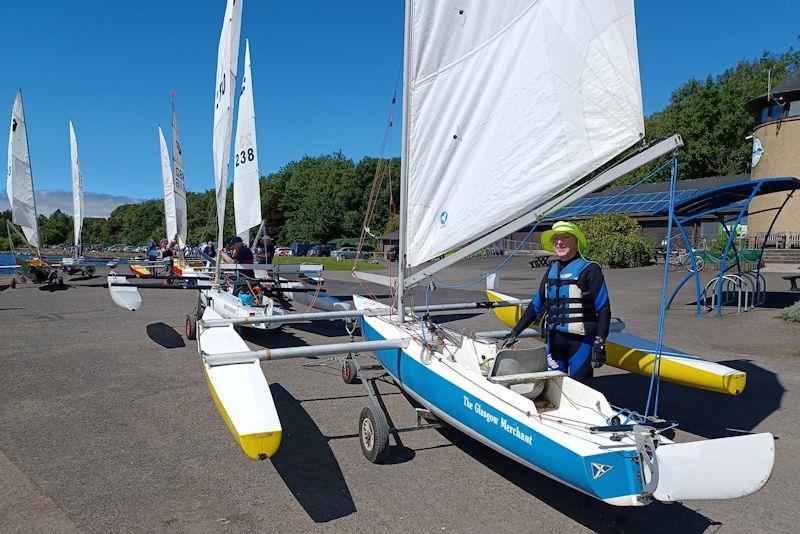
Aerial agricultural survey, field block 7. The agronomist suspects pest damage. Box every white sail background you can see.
[234,39,262,246]
[69,121,83,253]
[212,0,244,248]
[171,101,188,247]
[404,0,644,268]
[159,126,179,243]
[6,91,40,248]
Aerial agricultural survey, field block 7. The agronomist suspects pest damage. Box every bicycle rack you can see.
[703,275,749,315]
[737,271,767,308]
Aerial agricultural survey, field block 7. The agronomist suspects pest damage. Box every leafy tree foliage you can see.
[578,214,652,268]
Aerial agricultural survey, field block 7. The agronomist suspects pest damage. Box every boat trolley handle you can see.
[632,425,659,497]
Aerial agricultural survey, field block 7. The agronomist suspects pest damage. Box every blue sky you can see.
[1,1,799,215]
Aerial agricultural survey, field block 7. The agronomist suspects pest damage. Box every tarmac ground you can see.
[1,257,798,533]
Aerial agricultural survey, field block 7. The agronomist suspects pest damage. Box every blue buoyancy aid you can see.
[544,257,597,336]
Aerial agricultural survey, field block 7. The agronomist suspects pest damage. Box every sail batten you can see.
[69,121,83,254]
[403,0,644,268]
[6,91,39,248]
[233,39,261,246]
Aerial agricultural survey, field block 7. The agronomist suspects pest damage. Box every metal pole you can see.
[396,0,413,323]
[203,338,410,366]
[199,297,526,328]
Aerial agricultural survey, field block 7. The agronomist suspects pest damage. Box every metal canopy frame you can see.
[662,178,799,316]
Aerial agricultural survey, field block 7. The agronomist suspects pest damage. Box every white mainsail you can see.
[171,100,188,247]
[69,120,83,254]
[6,91,40,248]
[212,0,244,250]
[233,39,262,246]
[403,0,644,268]
[159,126,179,244]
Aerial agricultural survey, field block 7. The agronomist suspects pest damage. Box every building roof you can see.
[744,70,800,115]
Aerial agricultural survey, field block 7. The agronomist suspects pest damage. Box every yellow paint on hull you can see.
[203,366,282,460]
[485,290,746,395]
[129,264,152,277]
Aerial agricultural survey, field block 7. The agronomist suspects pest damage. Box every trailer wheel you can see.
[359,405,389,463]
[342,357,359,384]
[10,278,16,289]
[186,314,197,340]
[195,293,206,319]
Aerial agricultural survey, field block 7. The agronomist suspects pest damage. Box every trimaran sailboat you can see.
[109,0,775,507]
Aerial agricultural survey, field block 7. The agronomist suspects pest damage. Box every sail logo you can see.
[440,211,448,226]
[751,138,764,167]
[591,462,613,479]
[12,119,17,132]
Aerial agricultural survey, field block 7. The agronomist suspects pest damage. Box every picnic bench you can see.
[784,274,800,292]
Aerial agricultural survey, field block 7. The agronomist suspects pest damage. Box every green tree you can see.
[578,214,652,268]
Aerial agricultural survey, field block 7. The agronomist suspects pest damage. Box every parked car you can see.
[307,244,332,257]
[275,247,293,257]
[331,247,372,260]
[290,243,318,257]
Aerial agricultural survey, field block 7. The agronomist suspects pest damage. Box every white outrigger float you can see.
[110,0,775,508]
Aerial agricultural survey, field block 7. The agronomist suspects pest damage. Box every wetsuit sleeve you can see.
[581,263,611,339]
[510,274,547,336]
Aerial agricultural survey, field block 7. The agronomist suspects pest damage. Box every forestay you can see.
[212,0,244,248]
[171,101,188,247]
[233,39,262,246]
[159,126,180,244]
[403,0,644,267]
[69,121,83,253]
[6,91,40,248]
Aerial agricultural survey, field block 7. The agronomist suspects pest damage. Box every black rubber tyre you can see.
[185,314,198,340]
[58,276,64,286]
[10,278,16,289]
[359,405,389,463]
[342,358,360,384]
[195,293,206,320]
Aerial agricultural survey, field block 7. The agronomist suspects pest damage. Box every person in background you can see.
[160,238,174,275]
[221,236,255,278]
[264,236,276,265]
[499,221,609,385]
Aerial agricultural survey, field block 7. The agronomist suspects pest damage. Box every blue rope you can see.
[644,157,679,418]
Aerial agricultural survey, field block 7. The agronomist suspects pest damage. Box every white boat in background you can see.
[60,121,95,278]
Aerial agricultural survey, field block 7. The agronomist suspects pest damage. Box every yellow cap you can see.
[541,221,587,253]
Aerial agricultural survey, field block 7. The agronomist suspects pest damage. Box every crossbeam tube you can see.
[203,339,410,366]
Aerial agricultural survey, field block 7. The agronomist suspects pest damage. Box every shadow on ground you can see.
[437,425,718,533]
[146,322,186,349]
[38,282,69,292]
[594,359,784,439]
[269,384,357,523]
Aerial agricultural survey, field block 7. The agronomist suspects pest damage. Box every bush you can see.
[578,214,652,268]
[781,301,800,322]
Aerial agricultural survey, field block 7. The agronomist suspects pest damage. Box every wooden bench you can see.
[784,274,800,291]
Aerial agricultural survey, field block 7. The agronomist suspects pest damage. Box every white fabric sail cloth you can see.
[212,0,244,247]
[6,91,40,248]
[69,121,83,253]
[171,102,188,247]
[159,126,181,245]
[403,0,644,268]
[234,39,262,246]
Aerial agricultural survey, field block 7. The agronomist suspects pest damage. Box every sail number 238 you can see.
[235,148,255,167]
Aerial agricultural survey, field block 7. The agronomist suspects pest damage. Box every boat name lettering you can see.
[463,396,533,446]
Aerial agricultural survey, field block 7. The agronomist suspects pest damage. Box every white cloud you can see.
[0,189,139,218]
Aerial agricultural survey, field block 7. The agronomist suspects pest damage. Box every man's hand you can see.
[591,337,606,369]
[497,333,517,350]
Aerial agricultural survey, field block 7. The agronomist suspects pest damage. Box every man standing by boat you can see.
[221,236,255,279]
[500,221,609,384]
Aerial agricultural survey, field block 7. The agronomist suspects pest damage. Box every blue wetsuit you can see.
[510,256,610,384]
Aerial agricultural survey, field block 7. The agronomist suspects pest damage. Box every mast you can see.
[69,120,83,258]
[396,0,412,322]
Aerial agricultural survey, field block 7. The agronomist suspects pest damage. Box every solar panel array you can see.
[550,190,698,219]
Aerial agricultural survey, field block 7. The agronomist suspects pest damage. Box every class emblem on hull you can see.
[591,462,613,479]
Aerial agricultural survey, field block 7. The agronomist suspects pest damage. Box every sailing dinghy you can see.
[347,0,774,505]
[59,121,96,278]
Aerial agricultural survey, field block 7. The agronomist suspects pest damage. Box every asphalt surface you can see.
[0,257,798,533]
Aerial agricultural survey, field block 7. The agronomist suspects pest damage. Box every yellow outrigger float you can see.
[486,289,746,395]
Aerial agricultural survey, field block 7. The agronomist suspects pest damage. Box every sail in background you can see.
[6,91,39,248]
[159,126,179,243]
[233,39,262,246]
[69,121,83,254]
[403,0,644,268]
[171,100,188,247]
[212,0,244,247]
